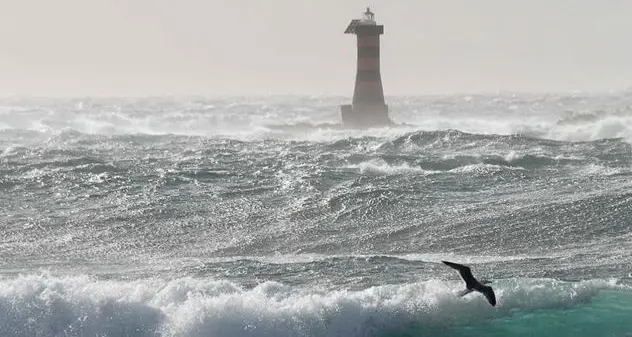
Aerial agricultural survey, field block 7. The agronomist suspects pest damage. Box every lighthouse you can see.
[340,7,392,128]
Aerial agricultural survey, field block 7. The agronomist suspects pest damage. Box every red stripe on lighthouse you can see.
[357,58,379,71]
[355,81,383,92]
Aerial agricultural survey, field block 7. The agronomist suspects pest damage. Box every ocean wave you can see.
[2,95,632,337]
[0,273,626,337]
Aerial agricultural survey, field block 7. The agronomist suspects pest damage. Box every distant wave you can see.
[185,252,558,266]
[5,129,630,179]
[2,94,632,143]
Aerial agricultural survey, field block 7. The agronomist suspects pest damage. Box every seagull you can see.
[442,260,496,306]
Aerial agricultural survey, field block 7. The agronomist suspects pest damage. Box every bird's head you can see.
[480,279,492,285]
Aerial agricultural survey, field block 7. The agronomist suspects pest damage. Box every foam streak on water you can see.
[1,93,632,336]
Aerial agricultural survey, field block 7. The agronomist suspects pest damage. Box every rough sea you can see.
[1,93,632,337]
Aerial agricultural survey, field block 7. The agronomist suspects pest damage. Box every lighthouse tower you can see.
[340,7,392,128]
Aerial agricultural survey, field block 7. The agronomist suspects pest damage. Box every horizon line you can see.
[1,87,632,100]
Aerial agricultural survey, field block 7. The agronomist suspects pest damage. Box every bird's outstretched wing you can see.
[476,284,497,306]
[442,260,475,284]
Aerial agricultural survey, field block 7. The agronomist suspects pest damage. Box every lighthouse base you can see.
[340,104,392,128]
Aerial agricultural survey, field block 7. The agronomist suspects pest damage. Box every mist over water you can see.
[1,92,632,336]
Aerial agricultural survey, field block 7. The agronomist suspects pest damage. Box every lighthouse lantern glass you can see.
[361,7,376,24]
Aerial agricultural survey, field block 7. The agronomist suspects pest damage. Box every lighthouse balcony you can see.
[344,20,384,35]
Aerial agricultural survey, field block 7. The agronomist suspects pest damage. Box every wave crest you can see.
[0,273,624,337]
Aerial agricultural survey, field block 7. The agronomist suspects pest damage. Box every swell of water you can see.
[1,93,632,336]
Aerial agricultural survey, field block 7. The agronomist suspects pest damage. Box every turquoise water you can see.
[390,290,632,337]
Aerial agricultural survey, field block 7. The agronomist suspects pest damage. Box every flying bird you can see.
[442,260,496,306]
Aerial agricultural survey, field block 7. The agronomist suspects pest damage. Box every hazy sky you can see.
[1,0,631,96]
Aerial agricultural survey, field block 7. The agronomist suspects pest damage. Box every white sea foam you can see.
[0,273,622,337]
[345,159,440,175]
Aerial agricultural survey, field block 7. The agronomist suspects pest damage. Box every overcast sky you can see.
[1,0,631,96]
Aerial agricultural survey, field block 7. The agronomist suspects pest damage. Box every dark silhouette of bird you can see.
[442,260,496,306]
